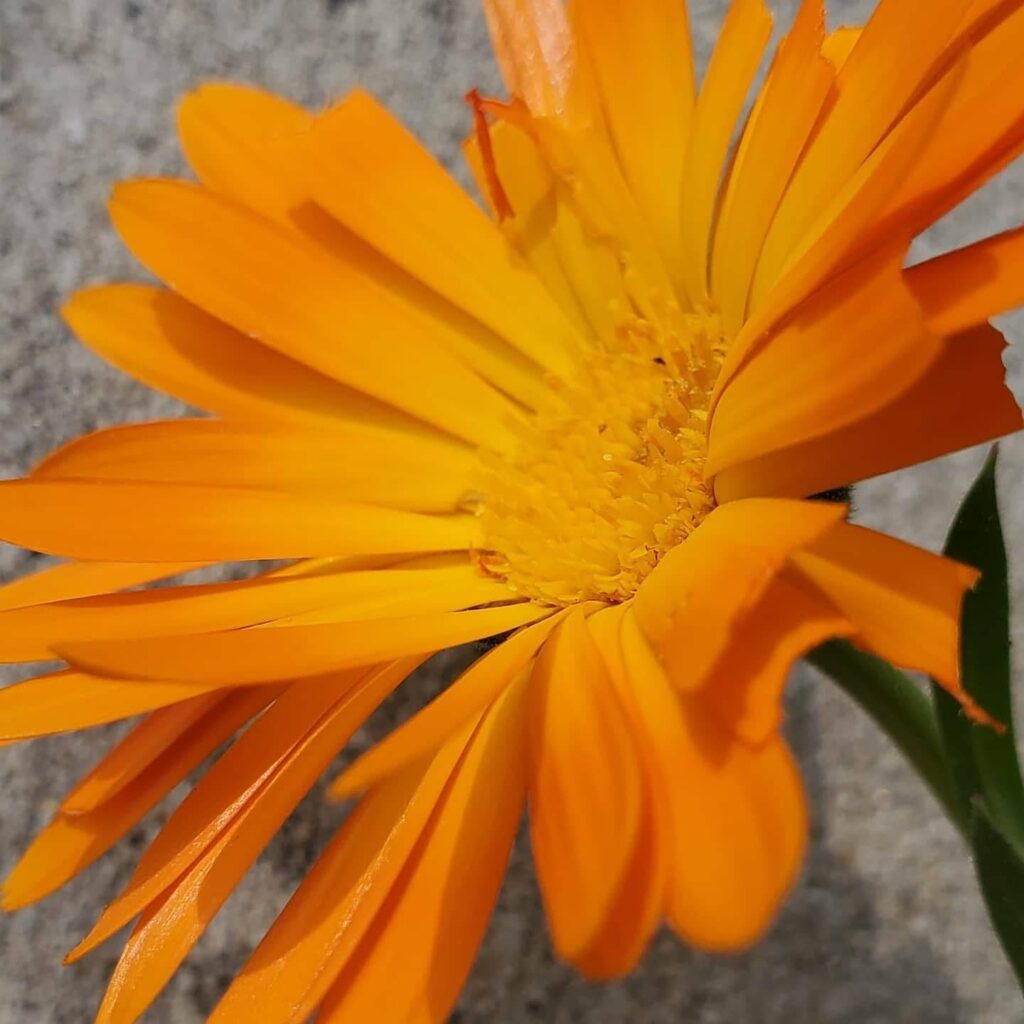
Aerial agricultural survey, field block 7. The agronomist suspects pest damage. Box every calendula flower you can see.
[2,0,1023,1019]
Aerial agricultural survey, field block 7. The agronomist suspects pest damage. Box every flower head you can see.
[1,0,1023,1020]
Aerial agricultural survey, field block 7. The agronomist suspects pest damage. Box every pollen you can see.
[475,309,726,606]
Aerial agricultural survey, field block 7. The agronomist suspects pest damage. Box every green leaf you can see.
[934,448,1024,851]
[972,807,1024,990]
[930,448,1024,995]
[812,449,1024,995]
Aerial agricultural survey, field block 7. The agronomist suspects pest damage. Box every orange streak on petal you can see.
[727,55,963,401]
[466,89,515,221]
[856,4,1024,276]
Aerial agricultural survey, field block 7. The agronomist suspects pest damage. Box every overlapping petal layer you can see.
[2,0,1022,1021]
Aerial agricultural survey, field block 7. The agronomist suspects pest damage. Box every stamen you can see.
[466,89,515,221]
[474,309,726,606]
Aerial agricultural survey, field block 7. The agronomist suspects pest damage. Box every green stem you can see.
[806,639,968,840]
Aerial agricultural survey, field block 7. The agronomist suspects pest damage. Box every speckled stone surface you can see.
[1,1,1023,1021]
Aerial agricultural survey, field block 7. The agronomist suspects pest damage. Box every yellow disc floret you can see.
[475,309,726,606]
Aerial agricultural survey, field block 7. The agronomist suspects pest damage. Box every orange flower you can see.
[2,0,1023,1020]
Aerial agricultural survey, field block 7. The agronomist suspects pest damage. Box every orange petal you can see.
[108,180,520,450]
[186,81,558,410]
[905,224,1024,333]
[700,571,854,743]
[307,90,581,378]
[177,83,314,223]
[60,603,548,685]
[576,605,664,979]
[792,520,982,710]
[467,97,676,337]
[0,478,479,562]
[315,678,528,1024]
[619,612,808,951]
[711,0,834,335]
[679,0,773,304]
[724,52,962,398]
[59,691,228,815]
[539,166,636,343]
[62,285,414,432]
[481,0,581,120]
[708,248,942,479]
[71,673,361,958]
[527,609,643,960]
[572,0,695,271]
[821,25,863,69]
[571,801,662,980]
[1,687,272,910]
[713,323,1022,501]
[331,605,569,797]
[253,567,514,628]
[33,417,480,514]
[73,661,417,977]
[0,669,234,741]
[91,666,415,1024]
[0,559,505,662]
[632,498,846,692]
[210,736,471,1022]
[0,558,202,613]
[753,0,968,292]
[873,4,1024,249]
[462,117,593,339]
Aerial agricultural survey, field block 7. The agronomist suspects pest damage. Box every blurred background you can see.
[1,1,1023,1020]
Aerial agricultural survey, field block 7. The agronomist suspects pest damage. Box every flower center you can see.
[475,309,726,606]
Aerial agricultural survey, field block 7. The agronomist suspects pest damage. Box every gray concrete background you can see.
[1,1,1023,1020]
